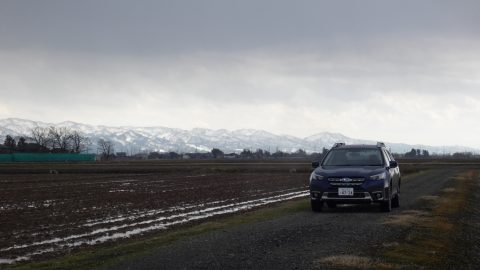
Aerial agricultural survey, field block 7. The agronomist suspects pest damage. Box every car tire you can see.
[392,194,400,208]
[392,186,400,208]
[326,202,337,208]
[380,195,392,212]
[311,200,323,212]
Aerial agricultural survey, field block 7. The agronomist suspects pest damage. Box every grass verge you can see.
[382,170,478,268]
[315,255,394,270]
[3,199,310,270]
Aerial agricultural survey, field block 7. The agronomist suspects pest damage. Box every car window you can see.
[323,148,384,166]
[387,150,395,161]
[383,149,391,162]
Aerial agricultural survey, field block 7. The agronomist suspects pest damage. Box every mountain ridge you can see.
[0,118,476,154]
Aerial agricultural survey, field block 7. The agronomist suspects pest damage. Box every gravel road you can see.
[106,168,462,270]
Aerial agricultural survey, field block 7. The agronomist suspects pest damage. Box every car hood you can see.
[315,166,385,178]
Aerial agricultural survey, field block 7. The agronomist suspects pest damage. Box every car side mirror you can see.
[389,161,398,168]
[312,161,320,168]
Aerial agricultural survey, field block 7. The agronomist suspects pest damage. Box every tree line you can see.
[400,148,479,159]
[146,147,477,161]
[403,148,430,158]
[3,131,477,161]
[1,127,118,160]
[2,127,91,154]
[146,147,329,160]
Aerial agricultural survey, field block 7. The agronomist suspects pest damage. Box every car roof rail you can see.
[332,142,346,148]
[377,142,386,148]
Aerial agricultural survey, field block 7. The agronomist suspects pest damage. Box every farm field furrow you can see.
[0,164,310,264]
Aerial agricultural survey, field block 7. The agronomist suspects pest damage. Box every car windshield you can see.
[322,148,384,166]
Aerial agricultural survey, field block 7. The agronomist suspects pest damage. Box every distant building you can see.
[224,153,238,159]
[132,153,148,160]
[0,145,10,154]
[116,152,127,157]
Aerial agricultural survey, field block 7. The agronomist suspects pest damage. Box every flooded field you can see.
[0,161,310,264]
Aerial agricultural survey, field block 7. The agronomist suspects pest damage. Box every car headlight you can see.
[370,172,386,181]
[310,172,325,183]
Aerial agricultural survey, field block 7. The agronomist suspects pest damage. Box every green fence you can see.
[0,153,96,163]
[0,154,12,162]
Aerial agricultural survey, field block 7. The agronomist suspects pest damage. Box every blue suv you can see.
[310,143,401,212]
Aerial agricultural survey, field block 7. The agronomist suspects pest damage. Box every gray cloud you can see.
[1,0,480,54]
[0,1,480,147]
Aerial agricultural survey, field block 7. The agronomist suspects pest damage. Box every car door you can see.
[385,150,400,193]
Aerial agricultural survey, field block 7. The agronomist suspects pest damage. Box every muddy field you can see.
[0,161,312,265]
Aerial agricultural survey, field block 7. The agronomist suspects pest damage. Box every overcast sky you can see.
[1,0,480,147]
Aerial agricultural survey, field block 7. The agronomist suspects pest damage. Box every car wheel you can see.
[326,202,337,208]
[392,186,400,208]
[380,193,392,212]
[380,199,392,212]
[311,200,323,212]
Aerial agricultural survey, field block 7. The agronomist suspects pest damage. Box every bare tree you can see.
[17,137,26,152]
[71,131,90,153]
[3,135,16,152]
[31,127,51,150]
[97,139,114,160]
[31,126,92,153]
[48,126,73,152]
[211,148,224,158]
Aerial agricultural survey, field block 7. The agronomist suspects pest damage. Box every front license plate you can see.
[338,188,354,196]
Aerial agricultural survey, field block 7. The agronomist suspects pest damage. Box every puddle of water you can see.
[0,256,29,265]
[0,258,15,264]
[1,189,309,263]
[82,187,306,229]
[63,190,309,248]
[108,189,135,193]
[185,174,207,178]
[82,198,234,227]
[0,247,55,265]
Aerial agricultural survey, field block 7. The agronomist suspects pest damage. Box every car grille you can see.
[328,177,365,186]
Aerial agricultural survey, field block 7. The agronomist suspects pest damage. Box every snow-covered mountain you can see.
[0,118,476,154]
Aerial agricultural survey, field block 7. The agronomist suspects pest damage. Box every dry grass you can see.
[419,195,439,202]
[382,242,400,248]
[383,170,477,268]
[383,210,428,227]
[442,187,456,193]
[316,255,393,270]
